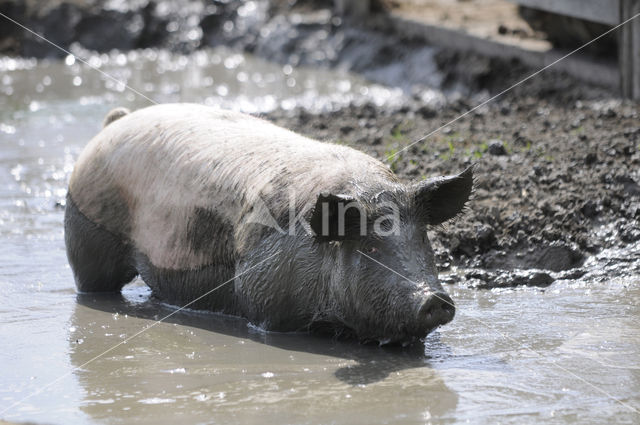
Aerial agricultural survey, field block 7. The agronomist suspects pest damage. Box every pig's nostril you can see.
[418,292,456,327]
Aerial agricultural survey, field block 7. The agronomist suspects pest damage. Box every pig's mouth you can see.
[366,294,456,345]
[309,319,439,347]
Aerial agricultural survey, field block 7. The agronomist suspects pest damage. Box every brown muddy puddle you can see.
[1,47,639,425]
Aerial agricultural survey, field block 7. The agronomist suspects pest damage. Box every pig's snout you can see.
[417,292,455,331]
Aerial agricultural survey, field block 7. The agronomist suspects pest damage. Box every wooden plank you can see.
[389,13,619,89]
[619,0,640,98]
[507,0,620,26]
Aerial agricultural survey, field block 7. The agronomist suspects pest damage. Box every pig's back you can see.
[68,103,396,270]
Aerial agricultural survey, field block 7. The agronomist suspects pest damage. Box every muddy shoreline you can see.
[265,71,640,286]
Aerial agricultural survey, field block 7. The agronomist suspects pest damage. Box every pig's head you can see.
[309,166,473,345]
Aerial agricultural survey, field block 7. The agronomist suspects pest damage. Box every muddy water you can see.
[1,48,639,425]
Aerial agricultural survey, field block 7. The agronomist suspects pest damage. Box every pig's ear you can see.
[309,193,364,242]
[414,166,473,225]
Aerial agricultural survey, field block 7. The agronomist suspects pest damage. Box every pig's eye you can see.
[365,246,378,255]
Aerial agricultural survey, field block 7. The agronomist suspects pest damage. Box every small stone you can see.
[580,200,599,218]
[417,105,436,118]
[525,272,555,287]
[488,139,506,156]
[601,107,617,118]
[533,165,544,176]
[620,225,640,242]
[585,152,597,165]
[340,125,354,135]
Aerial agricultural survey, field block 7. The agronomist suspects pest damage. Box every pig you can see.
[65,103,472,344]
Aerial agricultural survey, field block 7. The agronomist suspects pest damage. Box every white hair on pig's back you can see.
[69,103,397,270]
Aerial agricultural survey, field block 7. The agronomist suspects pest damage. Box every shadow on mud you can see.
[75,289,452,386]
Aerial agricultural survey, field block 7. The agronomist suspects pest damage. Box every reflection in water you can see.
[0,46,410,117]
[70,286,459,423]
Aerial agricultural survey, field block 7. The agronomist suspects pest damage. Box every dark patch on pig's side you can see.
[186,206,236,263]
[132,250,238,314]
[65,193,138,292]
[85,183,133,237]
